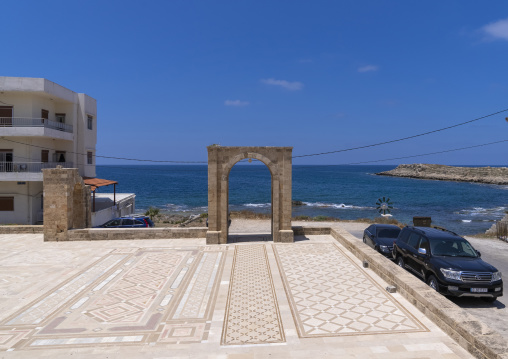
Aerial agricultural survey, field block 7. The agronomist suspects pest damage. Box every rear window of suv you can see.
[398,229,411,243]
[407,233,420,248]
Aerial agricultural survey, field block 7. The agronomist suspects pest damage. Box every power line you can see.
[292,108,508,159]
[2,107,507,164]
[342,139,508,165]
[0,138,207,164]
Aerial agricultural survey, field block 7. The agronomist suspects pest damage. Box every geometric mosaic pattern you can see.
[0,246,226,350]
[221,244,285,345]
[5,254,127,326]
[273,243,427,337]
[86,252,185,324]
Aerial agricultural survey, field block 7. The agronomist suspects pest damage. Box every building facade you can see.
[0,77,97,224]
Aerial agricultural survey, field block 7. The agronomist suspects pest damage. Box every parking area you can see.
[0,232,473,358]
[342,222,508,341]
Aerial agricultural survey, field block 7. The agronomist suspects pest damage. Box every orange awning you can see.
[83,178,118,192]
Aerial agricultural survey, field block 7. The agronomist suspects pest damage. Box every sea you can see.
[96,164,508,235]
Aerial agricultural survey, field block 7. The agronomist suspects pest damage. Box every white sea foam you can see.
[457,206,506,216]
[244,203,271,208]
[462,220,472,223]
[165,203,189,211]
[303,202,373,210]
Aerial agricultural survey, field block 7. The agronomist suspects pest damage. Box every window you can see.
[41,150,49,163]
[105,219,121,227]
[0,106,13,126]
[54,151,66,163]
[87,115,93,130]
[418,237,429,252]
[0,197,14,211]
[398,229,411,243]
[122,219,134,226]
[0,150,13,172]
[87,151,93,165]
[55,113,65,123]
[41,109,49,124]
[407,233,421,249]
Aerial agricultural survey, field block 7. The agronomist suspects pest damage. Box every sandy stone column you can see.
[206,146,221,244]
[43,167,91,241]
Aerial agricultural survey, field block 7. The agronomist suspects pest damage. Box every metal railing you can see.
[497,221,507,242]
[0,117,73,133]
[0,161,74,173]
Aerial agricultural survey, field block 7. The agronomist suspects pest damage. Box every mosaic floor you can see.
[1,246,227,350]
[0,234,473,358]
[273,243,426,337]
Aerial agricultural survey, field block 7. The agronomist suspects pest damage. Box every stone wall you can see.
[67,227,207,241]
[0,225,44,234]
[43,167,91,241]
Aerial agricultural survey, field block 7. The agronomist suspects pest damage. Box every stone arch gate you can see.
[206,146,294,244]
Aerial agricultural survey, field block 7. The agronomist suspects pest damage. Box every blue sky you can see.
[3,0,508,165]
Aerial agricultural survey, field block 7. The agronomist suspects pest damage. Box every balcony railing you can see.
[0,161,74,173]
[0,117,73,133]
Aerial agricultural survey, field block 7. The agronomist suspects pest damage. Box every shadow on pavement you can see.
[450,296,506,309]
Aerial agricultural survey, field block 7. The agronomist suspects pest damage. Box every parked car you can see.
[363,224,401,258]
[393,226,503,301]
[96,215,155,228]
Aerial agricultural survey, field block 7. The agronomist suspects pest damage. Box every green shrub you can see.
[313,215,332,221]
[145,206,160,220]
[293,215,311,221]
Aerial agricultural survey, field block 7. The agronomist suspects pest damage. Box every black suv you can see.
[392,226,503,301]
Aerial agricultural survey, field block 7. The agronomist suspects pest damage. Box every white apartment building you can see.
[0,77,97,224]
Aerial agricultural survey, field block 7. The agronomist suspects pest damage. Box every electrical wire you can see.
[1,107,507,164]
[0,137,207,163]
[292,108,508,158]
[342,139,508,165]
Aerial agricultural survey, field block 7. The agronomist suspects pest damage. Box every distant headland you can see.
[376,164,508,185]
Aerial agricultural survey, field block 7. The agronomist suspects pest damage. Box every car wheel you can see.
[397,256,405,268]
[363,236,367,244]
[427,275,439,291]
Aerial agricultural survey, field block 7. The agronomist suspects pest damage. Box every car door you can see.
[365,225,375,248]
[413,236,429,277]
[404,233,423,276]
[104,219,122,228]
[121,218,134,228]
[133,219,146,227]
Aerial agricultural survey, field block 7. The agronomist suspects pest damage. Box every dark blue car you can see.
[97,216,155,228]
[393,226,503,301]
[363,224,401,258]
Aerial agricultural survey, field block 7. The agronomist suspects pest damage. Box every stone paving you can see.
[0,233,473,358]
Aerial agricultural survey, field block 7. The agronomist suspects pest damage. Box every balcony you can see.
[0,117,74,140]
[0,161,74,181]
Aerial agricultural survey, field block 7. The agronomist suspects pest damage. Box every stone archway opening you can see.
[206,146,294,244]
[227,159,273,242]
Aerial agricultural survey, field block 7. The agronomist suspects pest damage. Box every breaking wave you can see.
[303,202,374,210]
[244,203,271,208]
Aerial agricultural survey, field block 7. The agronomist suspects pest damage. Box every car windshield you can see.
[377,229,400,238]
[430,238,478,257]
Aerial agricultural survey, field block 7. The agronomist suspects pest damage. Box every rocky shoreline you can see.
[376,164,508,185]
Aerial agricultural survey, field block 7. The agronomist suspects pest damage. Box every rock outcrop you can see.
[376,164,508,185]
